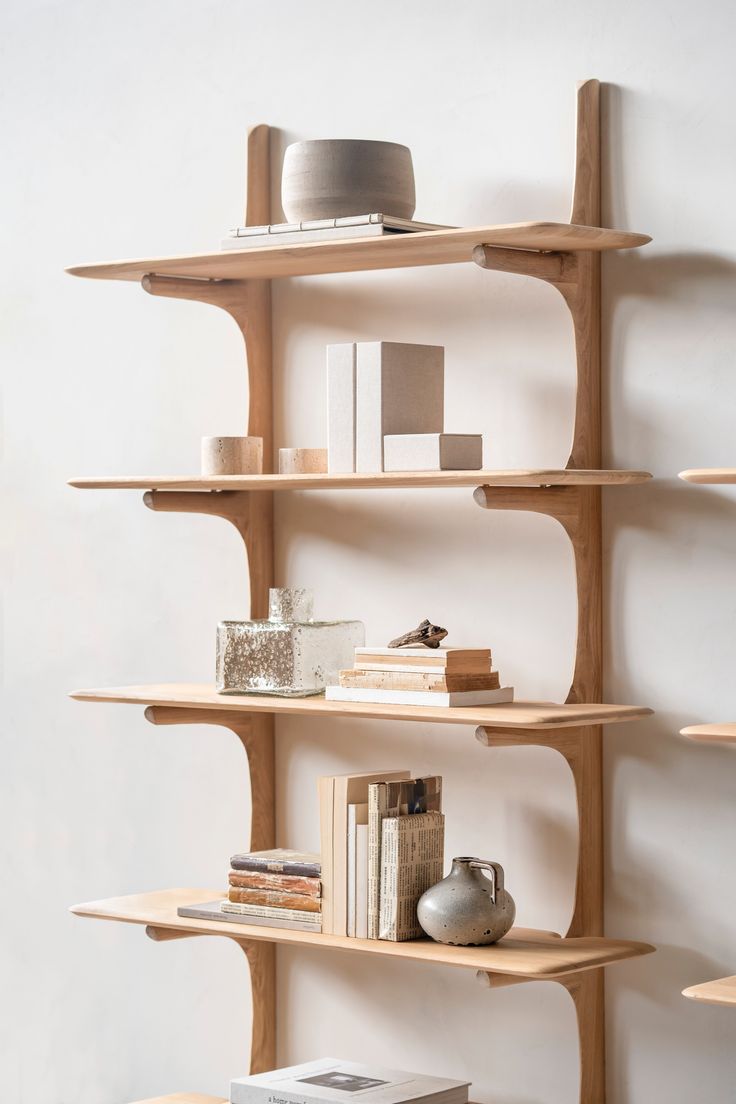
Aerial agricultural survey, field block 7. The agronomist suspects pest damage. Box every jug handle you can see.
[469,859,504,903]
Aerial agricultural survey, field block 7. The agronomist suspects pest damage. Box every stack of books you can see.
[230,1057,470,1104]
[326,646,514,707]
[177,849,322,933]
[319,770,445,942]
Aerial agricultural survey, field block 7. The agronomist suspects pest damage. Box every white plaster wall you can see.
[2,1,736,1101]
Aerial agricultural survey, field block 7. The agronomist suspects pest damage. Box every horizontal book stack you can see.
[230,1057,470,1104]
[319,770,445,942]
[176,849,322,932]
[326,646,514,707]
[223,850,322,932]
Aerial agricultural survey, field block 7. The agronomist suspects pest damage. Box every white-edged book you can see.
[221,213,454,250]
[177,899,321,933]
[347,802,369,937]
[326,685,514,708]
[230,1057,470,1104]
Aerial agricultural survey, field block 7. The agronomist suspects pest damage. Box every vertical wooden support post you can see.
[473,81,606,1104]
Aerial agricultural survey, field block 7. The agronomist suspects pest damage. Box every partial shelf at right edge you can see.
[683,976,736,1007]
[681,724,736,744]
[679,469,736,484]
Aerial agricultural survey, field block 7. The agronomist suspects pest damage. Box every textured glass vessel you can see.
[216,588,365,697]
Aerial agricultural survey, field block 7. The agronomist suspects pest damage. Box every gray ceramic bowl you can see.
[281,139,416,223]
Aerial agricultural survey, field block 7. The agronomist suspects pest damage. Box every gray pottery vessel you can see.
[281,139,416,222]
[417,856,516,946]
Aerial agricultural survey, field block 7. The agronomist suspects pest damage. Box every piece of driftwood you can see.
[388,619,448,649]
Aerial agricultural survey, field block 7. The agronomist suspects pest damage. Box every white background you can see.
[2,1,736,1101]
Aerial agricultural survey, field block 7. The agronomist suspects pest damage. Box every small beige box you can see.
[383,433,483,471]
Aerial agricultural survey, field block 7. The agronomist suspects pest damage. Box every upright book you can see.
[379,811,445,941]
[367,776,442,939]
[319,768,409,936]
[230,1057,470,1104]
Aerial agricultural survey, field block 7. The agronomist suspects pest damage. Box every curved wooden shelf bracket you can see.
[473,79,600,473]
[559,969,605,1104]
[473,485,601,705]
[143,703,275,1071]
[140,125,274,619]
[142,489,272,617]
[144,923,275,1073]
[475,724,602,940]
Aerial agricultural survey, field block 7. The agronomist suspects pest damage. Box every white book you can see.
[326,686,514,707]
[347,802,368,937]
[355,822,369,939]
[355,342,444,473]
[383,433,483,472]
[230,1057,470,1104]
[327,343,356,473]
[177,899,321,933]
[222,213,454,250]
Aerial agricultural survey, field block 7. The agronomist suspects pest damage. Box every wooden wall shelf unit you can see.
[67,80,654,1103]
[682,976,736,1007]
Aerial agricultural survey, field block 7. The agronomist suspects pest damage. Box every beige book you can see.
[318,775,336,934]
[355,647,491,669]
[379,811,445,941]
[321,768,410,937]
[339,669,500,692]
[355,661,492,676]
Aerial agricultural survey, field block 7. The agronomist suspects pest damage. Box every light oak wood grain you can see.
[679,468,736,484]
[69,681,652,730]
[69,888,653,980]
[68,469,652,491]
[680,723,736,744]
[682,975,736,1007]
[65,221,650,284]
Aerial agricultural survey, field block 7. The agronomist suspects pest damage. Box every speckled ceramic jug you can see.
[417,856,515,946]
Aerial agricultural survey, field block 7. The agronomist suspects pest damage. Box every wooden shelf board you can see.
[65,222,651,284]
[70,682,652,731]
[679,469,736,484]
[681,723,736,744]
[68,469,653,492]
[131,1096,225,1104]
[70,888,653,980]
[682,975,736,1007]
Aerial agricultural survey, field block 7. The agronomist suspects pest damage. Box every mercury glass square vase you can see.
[216,587,364,697]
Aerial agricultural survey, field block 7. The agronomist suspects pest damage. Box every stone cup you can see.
[281,139,416,223]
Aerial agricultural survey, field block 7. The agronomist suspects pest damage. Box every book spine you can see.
[318,775,335,934]
[355,342,384,473]
[227,887,321,912]
[327,343,356,473]
[230,857,321,877]
[231,1089,318,1104]
[325,686,514,707]
[347,803,357,937]
[367,782,388,939]
[339,670,500,692]
[355,822,369,939]
[221,901,320,923]
[228,870,321,896]
[379,813,446,941]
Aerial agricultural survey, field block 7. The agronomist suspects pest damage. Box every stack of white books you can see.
[230,1058,470,1104]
